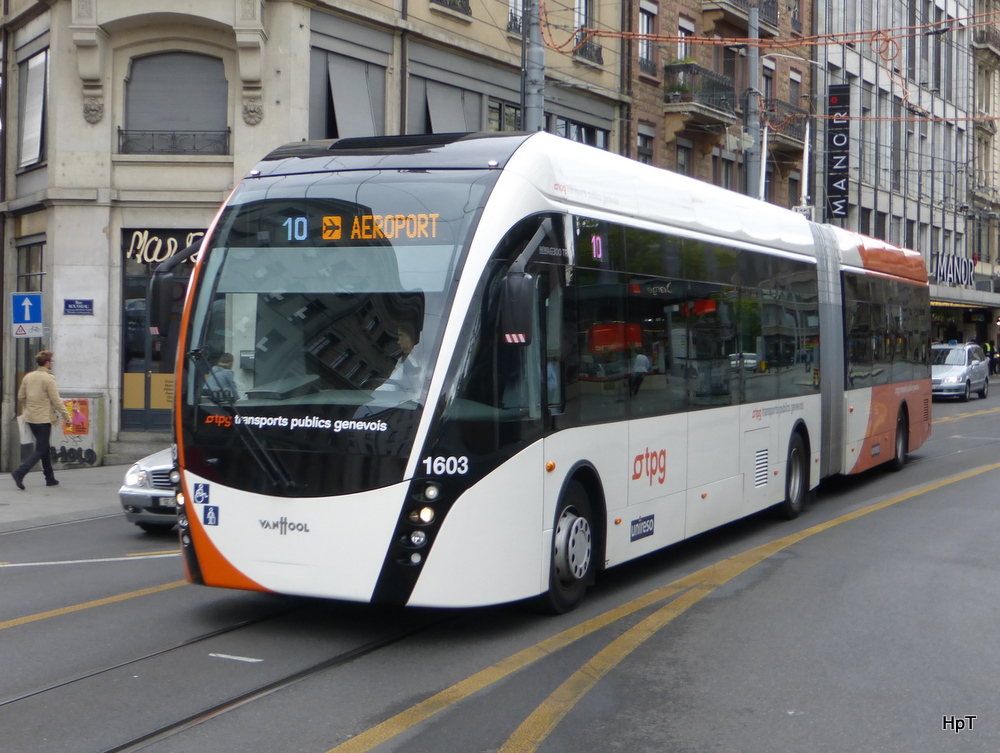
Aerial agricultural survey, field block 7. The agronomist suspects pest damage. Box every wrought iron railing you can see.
[974,24,1000,51]
[762,98,808,143]
[639,56,657,76]
[430,0,472,15]
[663,63,736,115]
[507,10,522,34]
[703,0,778,28]
[575,32,604,65]
[118,128,230,156]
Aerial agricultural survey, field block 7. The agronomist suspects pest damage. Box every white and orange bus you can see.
[153,132,931,612]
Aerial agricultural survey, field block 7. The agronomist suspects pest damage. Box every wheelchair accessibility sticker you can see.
[193,483,210,505]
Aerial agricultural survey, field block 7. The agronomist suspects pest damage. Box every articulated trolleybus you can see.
[158,132,931,612]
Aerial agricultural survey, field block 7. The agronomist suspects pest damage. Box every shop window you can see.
[324,54,386,138]
[408,78,482,134]
[489,98,521,132]
[15,241,44,375]
[555,117,608,149]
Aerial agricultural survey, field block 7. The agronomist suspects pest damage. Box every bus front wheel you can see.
[775,433,807,520]
[539,480,594,614]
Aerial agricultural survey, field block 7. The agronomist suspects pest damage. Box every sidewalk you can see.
[0,463,128,533]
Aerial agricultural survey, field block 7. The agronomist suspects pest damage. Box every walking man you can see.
[12,350,71,489]
[630,346,651,396]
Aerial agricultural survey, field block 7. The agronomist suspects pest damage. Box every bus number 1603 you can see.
[422,456,469,475]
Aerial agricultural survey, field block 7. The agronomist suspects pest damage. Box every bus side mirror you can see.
[499,217,553,346]
[147,268,174,336]
[501,271,534,345]
[147,242,200,335]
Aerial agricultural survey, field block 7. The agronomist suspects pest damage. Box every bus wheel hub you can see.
[553,509,592,582]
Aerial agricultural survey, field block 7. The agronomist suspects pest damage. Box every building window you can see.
[19,50,47,168]
[762,62,775,102]
[676,142,692,176]
[638,2,657,75]
[430,0,471,14]
[121,52,229,155]
[489,98,521,131]
[410,79,482,134]
[678,17,695,61]
[322,54,386,139]
[713,154,735,190]
[556,117,608,149]
[789,71,801,105]
[574,0,604,63]
[637,131,654,164]
[508,0,522,33]
[17,242,43,293]
[788,174,800,208]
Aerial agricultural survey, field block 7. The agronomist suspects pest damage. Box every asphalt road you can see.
[1,393,997,753]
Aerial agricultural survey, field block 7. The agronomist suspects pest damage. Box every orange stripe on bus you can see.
[848,232,928,283]
[182,477,270,593]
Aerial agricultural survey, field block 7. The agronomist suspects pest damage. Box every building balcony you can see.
[975,110,997,135]
[574,32,604,65]
[664,63,737,115]
[761,99,808,150]
[790,4,802,34]
[663,63,737,140]
[430,0,472,15]
[702,0,779,38]
[507,10,522,34]
[973,23,1000,58]
[118,128,230,156]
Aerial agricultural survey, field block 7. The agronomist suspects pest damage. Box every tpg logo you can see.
[632,448,667,485]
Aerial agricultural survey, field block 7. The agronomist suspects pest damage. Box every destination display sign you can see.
[281,213,441,243]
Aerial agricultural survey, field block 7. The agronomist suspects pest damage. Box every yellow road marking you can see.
[499,461,1000,752]
[325,582,696,753]
[127,550,181,557]
[329,461,1000,753]
[0,581,187,631]
[932,405,1000,423]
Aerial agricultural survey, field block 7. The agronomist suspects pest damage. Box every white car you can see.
[931,342,990,401]
[119,448,177,533]
[729,352,758,372]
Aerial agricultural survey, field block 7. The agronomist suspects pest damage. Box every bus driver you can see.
[375,322,424,394]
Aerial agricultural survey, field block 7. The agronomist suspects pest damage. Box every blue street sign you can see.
[12,293,43,338]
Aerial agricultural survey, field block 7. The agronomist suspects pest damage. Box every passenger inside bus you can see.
[202,352,240,402]
[372,321,425,395]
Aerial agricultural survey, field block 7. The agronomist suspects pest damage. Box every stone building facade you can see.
[0,0,623,466]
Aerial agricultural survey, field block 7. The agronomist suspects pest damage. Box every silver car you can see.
[119,448,177,533]
[931,342,990,401]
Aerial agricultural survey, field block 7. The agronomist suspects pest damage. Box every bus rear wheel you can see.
[538,481,594,614]
[775,433,807,520]
[888,409,908,472]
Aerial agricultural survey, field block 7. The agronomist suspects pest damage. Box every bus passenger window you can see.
[546,280,564,412]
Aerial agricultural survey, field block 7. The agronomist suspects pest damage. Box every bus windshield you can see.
[183,168,496,485]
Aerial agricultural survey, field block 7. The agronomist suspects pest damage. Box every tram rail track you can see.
[1,594,444,753]
[102,623,437,753]
[0,607,295,710]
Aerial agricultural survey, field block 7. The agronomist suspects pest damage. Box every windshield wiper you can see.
[189,349,296,492]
